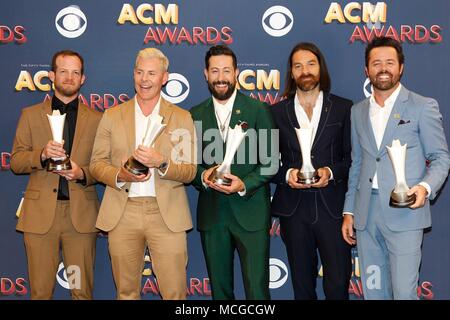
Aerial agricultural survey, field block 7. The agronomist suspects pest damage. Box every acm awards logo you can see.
[324,2,442,44]
[55,5,87,38]
[237,64,282,105]
[0,277,27,296]
[262,6,294,38]
[14,68,130,111]
[0,25,27,44]
[117,3,233,45]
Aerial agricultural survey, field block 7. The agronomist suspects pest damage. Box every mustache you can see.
[376,71,393,77]
[297,74,315,81]
[212,81,231,86]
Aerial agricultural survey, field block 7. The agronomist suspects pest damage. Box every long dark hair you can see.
[282,42,331,98]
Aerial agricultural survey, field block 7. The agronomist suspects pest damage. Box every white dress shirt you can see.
[116,96,168,197]
[286,91,333,182]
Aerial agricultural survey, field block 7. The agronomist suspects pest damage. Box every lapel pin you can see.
[235,109,241,115]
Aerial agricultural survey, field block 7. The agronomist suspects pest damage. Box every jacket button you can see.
[125,189,129,193]
[53,188,57,193]
[369,178,373,183]
[311,155,314,159]
[376,157,380,162]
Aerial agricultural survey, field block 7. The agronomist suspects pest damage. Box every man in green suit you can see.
[190,45,278,300]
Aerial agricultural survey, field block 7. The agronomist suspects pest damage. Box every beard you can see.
[370,71,401,91]
[208,80,236,101]
[54,81,81,97]
[295,74,320,92]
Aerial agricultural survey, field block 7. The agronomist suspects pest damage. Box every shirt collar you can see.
[51,95,78,113]
[212,88,237,112]
[134,95,161,117]
[369,83,402,109]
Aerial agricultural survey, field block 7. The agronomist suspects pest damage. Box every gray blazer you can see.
[344,86,450,231]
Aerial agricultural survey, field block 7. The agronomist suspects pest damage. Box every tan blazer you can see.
[90,97,196,233]
[10,100,102,234]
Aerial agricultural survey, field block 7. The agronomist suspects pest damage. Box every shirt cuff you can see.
[115,171,126,189]
[325,166,334,180]
[238,186,246,197]
[343,211,354,216]
[158,160,170,176]
[201,170,209,190]
[418,181,431,198]
[285,168,294,183]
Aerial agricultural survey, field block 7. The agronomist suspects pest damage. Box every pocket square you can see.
[398,119,410,125]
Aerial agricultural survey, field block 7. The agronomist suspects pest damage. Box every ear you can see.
[235,68,239,81]
[399,64,404,77]
[364,67,369,78]
[203,68,208,81]
[163,71,169,85]
[81,74,86,86]
[48,71,55,83]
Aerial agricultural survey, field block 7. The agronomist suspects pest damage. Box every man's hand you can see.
[41,140,66,161]
[209,173,245,195]
[288,169,311,189]
[117,166,151,183]
[311,167,330,188]
[202,166,219,187]
[57,160,85,181]
[133,145,165,169]
[408,184,428,209]
[342,214,356,246]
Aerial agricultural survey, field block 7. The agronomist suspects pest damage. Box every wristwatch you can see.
[158,159,168,172]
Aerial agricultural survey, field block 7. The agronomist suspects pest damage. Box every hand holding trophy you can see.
[46,110,72,171]
[208,122,247,186]
[387,139,416,208]
[124,114,166,175]
[295,125,319,184]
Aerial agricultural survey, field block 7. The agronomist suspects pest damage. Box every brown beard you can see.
[208,80,236,101]
[295,74,320,92]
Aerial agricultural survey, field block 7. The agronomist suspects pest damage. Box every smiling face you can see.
[49,55,85,101]
[134,56,168,106]
[366,46,403,93]
[204,55,238,103]
[291,49,320,93]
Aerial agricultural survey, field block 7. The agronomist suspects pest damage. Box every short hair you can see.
[282,42,331,98]
[365,36,405,67]
[204,45,237,70]
[51,50,84,74]
[135,48,169,71]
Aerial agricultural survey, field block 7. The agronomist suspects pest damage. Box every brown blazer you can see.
[10,100,102,234]
[90,97,196,233]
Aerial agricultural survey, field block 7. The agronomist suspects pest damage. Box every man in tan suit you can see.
[10,50,101,299]
[90,48,196,300]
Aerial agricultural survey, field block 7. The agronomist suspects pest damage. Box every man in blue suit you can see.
[342,37,450,299]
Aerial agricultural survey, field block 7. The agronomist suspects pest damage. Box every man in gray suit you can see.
[341,37,450,300]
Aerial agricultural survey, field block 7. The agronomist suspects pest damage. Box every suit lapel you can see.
[71,102,88,156]
[39,100,54,142]
[312,93,332,150]
[121,98,136,155]
[154,98,174,149]
[229,91,246,129]
[378,86,409,156]
[362,99,378,155]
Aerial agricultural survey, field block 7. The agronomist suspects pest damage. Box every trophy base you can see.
[124,157,149,176]
[47,157,71,172]
[389,190,416,208]
[297,170,319,185]
[208,168,232,186]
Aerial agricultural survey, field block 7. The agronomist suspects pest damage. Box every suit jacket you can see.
[190,91,278,232]
[90,97,196,233]
[270,93,353,222]
[11,100,102,234]
[344,86,450,231]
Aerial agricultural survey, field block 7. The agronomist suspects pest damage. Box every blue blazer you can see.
[271,92,352,222]
[344,86,450,232]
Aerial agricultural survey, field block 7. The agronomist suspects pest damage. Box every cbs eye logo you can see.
[262,6,294,37]
[363,78,372,98]
[269,258,288,289]
[55,5,87,38]
[161,73,190,104]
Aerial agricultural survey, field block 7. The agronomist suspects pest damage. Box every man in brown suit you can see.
[90,48,196,300]
[10,50,102,299]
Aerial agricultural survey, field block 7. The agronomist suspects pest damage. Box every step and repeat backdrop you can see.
[1,0,449,299]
